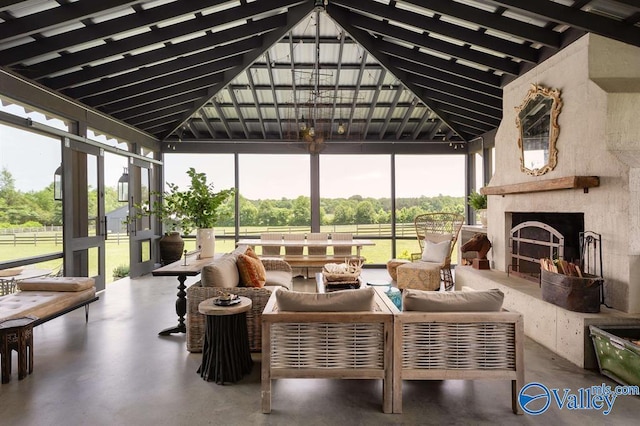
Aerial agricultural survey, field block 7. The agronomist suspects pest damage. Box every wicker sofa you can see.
[186,256,292,353]
[261,288,395,414]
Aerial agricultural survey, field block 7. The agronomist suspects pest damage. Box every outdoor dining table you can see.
[0,268,53,296]
[236,238,375,258]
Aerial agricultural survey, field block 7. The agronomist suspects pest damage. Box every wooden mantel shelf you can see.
[480,176,600,196]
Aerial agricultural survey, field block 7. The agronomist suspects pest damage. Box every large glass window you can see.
[1,96,70,132]
[394,155,465,262]
[0,123,63,272]
[320,155,391,264]
[238,154,310,250]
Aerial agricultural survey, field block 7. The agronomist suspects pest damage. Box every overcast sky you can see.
[2,123,465,199]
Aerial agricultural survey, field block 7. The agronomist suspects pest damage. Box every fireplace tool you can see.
[579,231,608,307]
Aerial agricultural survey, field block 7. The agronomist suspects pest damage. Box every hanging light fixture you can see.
[53,164,63,201]
[117,168,129,202]
[337,121,345,135]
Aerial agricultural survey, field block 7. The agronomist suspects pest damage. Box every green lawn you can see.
[1,227,459,284]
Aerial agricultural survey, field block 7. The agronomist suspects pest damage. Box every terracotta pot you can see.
[159,231,184,265]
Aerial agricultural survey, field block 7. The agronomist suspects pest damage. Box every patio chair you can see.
[397,213,464,291]
[306,232,328,277]
[331,232,353,257]
[283,233,305,277]
[260,233,282,256]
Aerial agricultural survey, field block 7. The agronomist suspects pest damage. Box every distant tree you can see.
[333,204,355,225]
[289,196,310,226]
[355,200,375,224]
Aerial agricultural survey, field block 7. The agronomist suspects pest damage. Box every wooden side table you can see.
[1,315,38,383]
[197,296,253,384]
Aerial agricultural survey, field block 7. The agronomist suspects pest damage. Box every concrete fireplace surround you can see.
[458,33,640,368]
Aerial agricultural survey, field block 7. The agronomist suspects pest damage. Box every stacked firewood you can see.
[539,257,583,277]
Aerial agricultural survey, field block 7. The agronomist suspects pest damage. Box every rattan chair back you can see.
[414,213,464,266]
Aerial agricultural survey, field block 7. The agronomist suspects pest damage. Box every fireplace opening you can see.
[509,212,584,281]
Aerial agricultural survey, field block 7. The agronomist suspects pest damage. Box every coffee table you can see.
[315,273,362,293]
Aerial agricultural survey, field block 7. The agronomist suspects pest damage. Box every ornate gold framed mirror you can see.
[515,84,563,176]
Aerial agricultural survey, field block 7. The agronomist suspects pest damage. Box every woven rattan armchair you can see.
[186,258,292,353]
[407,212,464,290]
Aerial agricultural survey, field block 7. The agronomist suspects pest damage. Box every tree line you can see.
[0,168,464,228]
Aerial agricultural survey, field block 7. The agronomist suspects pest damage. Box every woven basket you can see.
[322,259,363,282]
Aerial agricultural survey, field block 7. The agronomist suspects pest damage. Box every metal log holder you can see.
[579,231,608,308]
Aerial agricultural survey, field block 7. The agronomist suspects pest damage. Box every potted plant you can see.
[167,168,234,258]
[468,190,488,227]
[129,190,185,264]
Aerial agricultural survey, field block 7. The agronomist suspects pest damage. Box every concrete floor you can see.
[1,269,638,425]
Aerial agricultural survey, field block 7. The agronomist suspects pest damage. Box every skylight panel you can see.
[7,0,58,18]
[429,32,466,47]
[470,44,508,59]
[110,26,152,41]
[20,52,60,66]
[140,0,180,11]
[201,1,241,16]
[91,7,136,24]
[395,2,435,18]
[502,10,549,27]
[418,47,453,61]
[40,22,85,38]
[155,14,196,29]
[453,0,497,14]
[65,39,106,53]
[439,15,480,31]
[484,29,526,44]
[455,58,491,72]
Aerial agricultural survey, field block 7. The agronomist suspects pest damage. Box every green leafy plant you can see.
[112,264,130,278]
[166,168,234,234]
[467,190,487,210]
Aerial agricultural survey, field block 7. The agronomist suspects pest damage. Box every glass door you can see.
[62,138,106,291]
[128,158,156,277]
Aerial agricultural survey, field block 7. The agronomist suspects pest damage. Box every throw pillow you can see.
[275,287,375,312]
[402,288,504,312]
[421,239,451,263]
[245,246,260,260]
[237,254,267,287]
[200,255,239,288]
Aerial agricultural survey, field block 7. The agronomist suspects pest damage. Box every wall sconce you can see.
[53,164,63,201]
[117,168,129,202]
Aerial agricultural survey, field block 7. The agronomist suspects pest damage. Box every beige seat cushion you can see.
[200,256,239,288]
[264,270,291,289]
[275,287,375,312]
[402,288,504,312]
[0,287,96,322]
[17,276,95,292]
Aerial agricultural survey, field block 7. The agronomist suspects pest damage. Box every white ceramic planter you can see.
[196,228,216,258]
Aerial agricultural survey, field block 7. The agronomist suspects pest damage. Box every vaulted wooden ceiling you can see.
[1,0,639,146]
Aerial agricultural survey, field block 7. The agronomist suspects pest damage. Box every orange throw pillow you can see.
[237,254,266,287]
[245,246,260,260]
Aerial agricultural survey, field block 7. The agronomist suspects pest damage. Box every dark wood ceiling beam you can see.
[102,75,224,115]
[199,108,217,139]
[396,98,417,140]
[211,97,233,139]
[121,102,196,127]
[288,32,301,135]
[392,56,502,99]
[227,86,250,138]
[84,55,240,107]
[159,2,315,141]
[0,0,138,42]
[376,39,501,88]
[411,111,431,140]
[44,14,285,90]
[0,0,237,66]
[329,30,345,140]
[362,69,386,139]
[437,104,501,127]
[265,51,284,139]
[109,89,208,120]
[346,51,367,138]
[329,4,468,140]
[67,38,257,99]
[379,85,403,139]
[409,71,502,110]
[486,0,640,48]
[334,0,539,64]
[345,10,520,75]
[246,70,266,139]
[399,0,561,48]
[22,0,300,80]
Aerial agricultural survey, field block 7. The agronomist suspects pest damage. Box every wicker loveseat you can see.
[186,256,292,353]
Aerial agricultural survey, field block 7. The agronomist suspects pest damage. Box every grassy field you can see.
[1,227,459,285]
